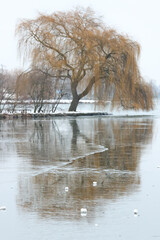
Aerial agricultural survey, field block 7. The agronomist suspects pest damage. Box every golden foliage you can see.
[16,7,153,111]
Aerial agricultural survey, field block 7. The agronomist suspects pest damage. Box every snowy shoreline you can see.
[1,99,158,119]
[0,111,155,120]
[0,112,111,119]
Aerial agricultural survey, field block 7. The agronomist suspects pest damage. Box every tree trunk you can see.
[68,81,80,111]
[68,77,96,111]
[68,95,79,111]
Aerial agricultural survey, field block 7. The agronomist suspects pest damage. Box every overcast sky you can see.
[1,0,160,85]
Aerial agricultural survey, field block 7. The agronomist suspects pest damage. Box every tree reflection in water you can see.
[13,117,153,219]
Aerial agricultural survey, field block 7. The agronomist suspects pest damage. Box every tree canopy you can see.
[16,7,153,111]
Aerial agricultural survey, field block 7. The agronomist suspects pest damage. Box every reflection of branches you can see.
[70,119,80,148]
[69,119,94,154]
[29,122,44,143]
[15,118,153,220]
[17,168,140,220]
[51,120,66,145]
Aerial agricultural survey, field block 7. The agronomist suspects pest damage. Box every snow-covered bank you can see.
[0,111,111,119]
[0,111,157,120]
[0,99,159,119]
[0,99,112,114]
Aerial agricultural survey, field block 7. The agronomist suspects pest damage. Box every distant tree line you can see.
[0,66,18,113]
[0,66,68,113]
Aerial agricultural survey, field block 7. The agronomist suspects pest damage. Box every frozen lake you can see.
[0,116,160,239]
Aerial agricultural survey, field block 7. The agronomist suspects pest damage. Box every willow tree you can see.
[16,7,153,111]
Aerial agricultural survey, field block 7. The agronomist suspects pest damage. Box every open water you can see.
[0,115,160,239]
